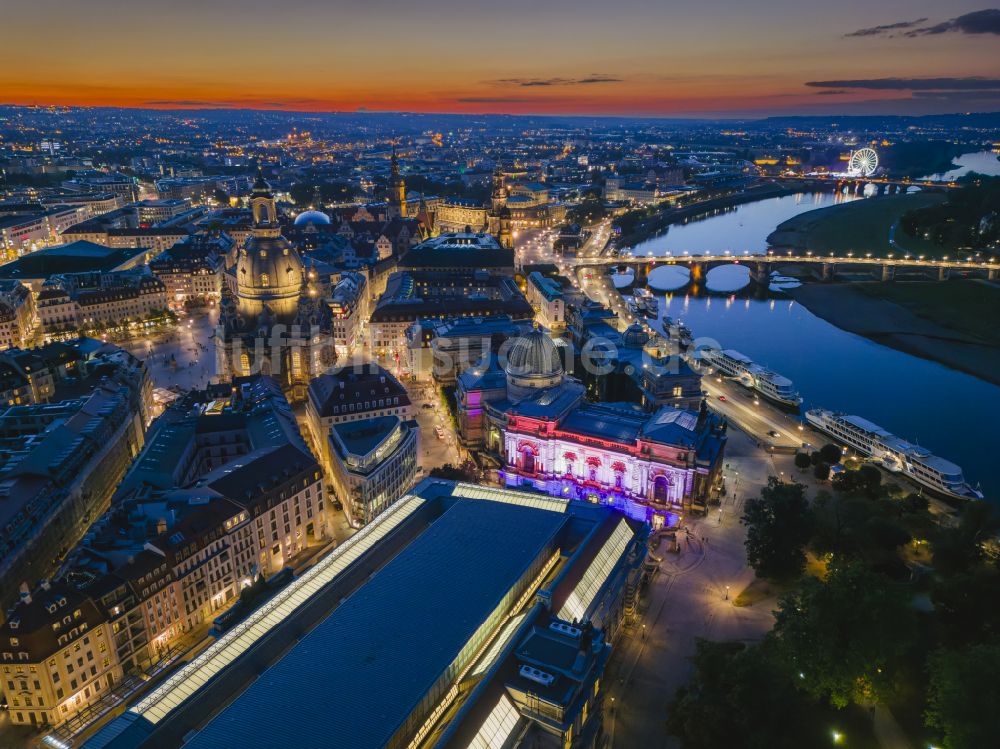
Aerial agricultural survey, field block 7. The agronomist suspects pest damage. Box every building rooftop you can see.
[559,402,648,444]
[183,496,566,749]
[81,480,647,749]
[0,241,147,280]
[400,233,513,270]
[332,414,401,457]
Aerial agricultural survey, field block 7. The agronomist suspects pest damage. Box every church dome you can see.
[294,209,331,227]
[623,323,650,348]
[236,235,304,321]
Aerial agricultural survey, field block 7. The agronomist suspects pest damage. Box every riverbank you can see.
[786,280,1000,386]
[768,192,950,257]
[616,182,792,248]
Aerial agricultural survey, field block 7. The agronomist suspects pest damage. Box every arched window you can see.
[522,448,535,475]
[653,475,669,504]
[260,273,270,287]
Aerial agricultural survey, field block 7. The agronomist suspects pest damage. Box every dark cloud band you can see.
[846,9,1000,38]
[806,77,1000,91]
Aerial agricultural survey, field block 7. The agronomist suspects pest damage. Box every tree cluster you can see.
[674,468,1000,749]
[900,174,1000,249]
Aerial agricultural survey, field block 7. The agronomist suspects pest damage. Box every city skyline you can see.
[2,1,999,116]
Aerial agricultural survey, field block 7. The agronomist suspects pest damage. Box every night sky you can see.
[3,1,999,116]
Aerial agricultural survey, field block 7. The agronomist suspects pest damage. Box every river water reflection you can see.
[620,192,999,501]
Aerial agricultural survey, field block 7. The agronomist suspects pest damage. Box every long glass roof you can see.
[558,518,634,623]
[449,482,569,514]
[130,494,426,724]
[465,693,522,749]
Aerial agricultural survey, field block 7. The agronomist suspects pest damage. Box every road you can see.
[407,382,463,472]
[701,376,808,453]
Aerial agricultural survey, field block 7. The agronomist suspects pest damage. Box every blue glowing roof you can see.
[184,497,566,749]
[559,403,647,444]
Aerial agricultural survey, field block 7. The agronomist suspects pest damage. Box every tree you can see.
[428,463,477,482]
[931,567,1000,647]
[813,462,830,482]
[819,443,843,465]
[771,560,917,708]
[289,182,317,206]
[902,492,929,514]
[794,452,811,471]
[567,198,607,225]
[666,639,826,749]
[932,501,1000,576]
[855,464,883,496]
[742,478,814,579]
[926,641,1000,749]
[863,515,911,551]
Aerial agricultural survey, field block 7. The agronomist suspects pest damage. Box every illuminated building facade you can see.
[0,377,329,730]
[327,414,419,526]
[456,330,726,516]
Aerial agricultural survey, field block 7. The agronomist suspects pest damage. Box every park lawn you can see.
[854,279,1000,347]
[802,193,952,258]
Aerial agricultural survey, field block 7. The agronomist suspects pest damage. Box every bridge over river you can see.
[569,251,1000,284]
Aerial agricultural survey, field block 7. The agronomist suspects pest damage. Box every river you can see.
[630,190,863,256]
[619,191,1000,501]
[920,149,1000,182]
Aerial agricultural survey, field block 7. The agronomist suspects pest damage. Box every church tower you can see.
[498,205,513,249]
[387,146,406,219]
[250,170,280,237]
[490,161,506,214]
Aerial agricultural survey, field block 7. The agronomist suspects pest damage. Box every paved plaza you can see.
[604,430,782,748]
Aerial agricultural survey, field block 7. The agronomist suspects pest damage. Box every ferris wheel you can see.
[848,147,879,177]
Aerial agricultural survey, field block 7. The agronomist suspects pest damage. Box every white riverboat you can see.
[699,347,802,408]
[633,287,659,316]
[805,408,983,501]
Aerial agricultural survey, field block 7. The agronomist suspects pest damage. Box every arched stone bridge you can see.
[571,252,1000,284]
[772,175,959,195]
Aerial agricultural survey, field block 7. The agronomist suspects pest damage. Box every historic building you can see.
[0,376,328,729]
[215,175,336,401]
[35,270,167,336]
[148,232,231,307]
[0,280,36,350]
[456,329,726,519]
[392,159,514,249]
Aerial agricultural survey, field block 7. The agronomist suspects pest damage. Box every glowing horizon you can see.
[2,1,999,117]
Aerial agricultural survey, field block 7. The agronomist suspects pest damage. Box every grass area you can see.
[855,279,1000,346]
[732,576,783,607]
[804,193,949,257]
[771,192,960,259]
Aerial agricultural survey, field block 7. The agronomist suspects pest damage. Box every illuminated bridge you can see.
[569,251,1000,284]
[771,175,960,194]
